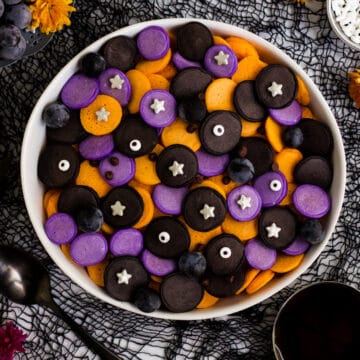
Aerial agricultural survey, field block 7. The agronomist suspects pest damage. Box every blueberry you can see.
[0,1,4,18]
[81,52,106,77]
[3,3,32,30]
[178,252,207,278]
[76,207,104,233]
[133,286,161,313]
[298,219,325,245]
[0,27,26,60]
[42,102,70,129]
[178,96,207,123]
[283,126,304,148]
[227,158,255,184]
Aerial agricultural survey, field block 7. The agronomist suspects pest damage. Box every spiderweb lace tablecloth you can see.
[0,1,359,359]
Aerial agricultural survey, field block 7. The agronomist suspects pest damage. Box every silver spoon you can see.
[0,245,120,360]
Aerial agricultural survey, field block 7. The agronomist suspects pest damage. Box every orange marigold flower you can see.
[27,0,76,34]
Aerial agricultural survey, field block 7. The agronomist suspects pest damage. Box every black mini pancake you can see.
[203,268,245,298]
[297,119,333,157]
[102,35,138,72]
[58,185,99,214]
[176,21,213,61]
[170,67,212,100]
[144,216,190,258]
[233,80,268,122]
[101,186,144,229]
[237,137,274,177]
[113,114,158,158]
[259,207,297,250]
[182,187,226,232]
[38,144,80,188]
[294,156,332,189]
[199,111,242,155]
[46,110,87,144]
[255,64,298,109]
[156,144,198,188]
[161,273,203,312]
[205,234,244,275]
[104,256,150,301]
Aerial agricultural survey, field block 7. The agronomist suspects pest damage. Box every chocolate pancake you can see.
[255,64,298,109]
[58,185,99,214]
[259,207,297,250]
[176,21,213,61]
[205,234,244,275]
[161,273,203,312]
[294,156,332,189]
[199,111,242,155]
[104,256,150,301]
[113,114,158,158]
[233,80,268,122]
[144,216,190,258]
[38,143,80,188]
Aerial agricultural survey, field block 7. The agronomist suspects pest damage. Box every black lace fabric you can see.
[0,0,359,359]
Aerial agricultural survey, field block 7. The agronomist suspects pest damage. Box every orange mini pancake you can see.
[161,118,201,152]
[222,214,258,241]
[156,62,177,80]
[295,74,311,106]
[236,268,261,294]
[128,179,154,194]
[205,78,237,112]
[134,144,163,185]
[132,186,155,229]
[190,179,226,198]
[147,73,170,91]
[75,160,112,198]
[136,48,172,75]
[241,118,262,137]
[213,35,230,47]
[61,243,75,264]
[232,56,267,84]
[126,69,152,114]
[101,222,115,235]
[279,183,297,206]
[87,258,109,287]
[196,290,219,309]
[302,106,316,119]
[225,36,259,59]
[270,253,305,273]
[80,94,122,136]
[245,269,275,295]
[274,148,303,183]
[265,116,285,153]
[207,175,238,196]
[45,190,61,218]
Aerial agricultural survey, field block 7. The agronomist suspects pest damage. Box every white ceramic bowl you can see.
[21,18,346,320]
[327,0,360,51]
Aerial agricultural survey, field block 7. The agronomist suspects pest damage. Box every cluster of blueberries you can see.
[0,0,32,61]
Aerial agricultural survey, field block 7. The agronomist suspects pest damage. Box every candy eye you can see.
[158,231,170,243]
[270,179,282,192]
[129,139,142,152]
[213,124,225,137]
[219,246,232,259]
[58,159,70,172]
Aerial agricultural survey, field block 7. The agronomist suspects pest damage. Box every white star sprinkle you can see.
[150,98,165,114]
[109,74,125,89]
[116,269,132,285]
[267,82,283,97]
[237,194,252,210]
[168,160,184,177]
[214,50,229,66]
[200,204,215,220]
[266,222,282,238]
[95,107,110,122]
[111,201,126,217]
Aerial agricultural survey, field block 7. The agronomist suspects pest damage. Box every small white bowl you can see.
[21,18,346,320]
[327,0,360,51]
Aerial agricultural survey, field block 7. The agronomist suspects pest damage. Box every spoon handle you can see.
[44,299,120,360]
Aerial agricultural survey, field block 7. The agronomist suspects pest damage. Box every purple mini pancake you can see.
[172,52,201,70]
[99,151,135,186]
[152,184,188,215]
[293,184,331,219]
[140,89,176,128]
[79,134,114,161]
[45,213,77,245]
[253,171,288,207]
[70,232,108,266]
[61,73,99,109]
[136,26,170,60]
[245,237,277,270]
[98,68,131,106]
[282,236,310,256]
[110,228,144,256]
[196,149,230,177]
[268,99,302,126]
[204,45,237,78]
[227,185,262,221]
[141,249,176,276]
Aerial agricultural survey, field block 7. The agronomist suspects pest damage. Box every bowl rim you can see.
[326,0,360,51]
[21,17,346,320]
